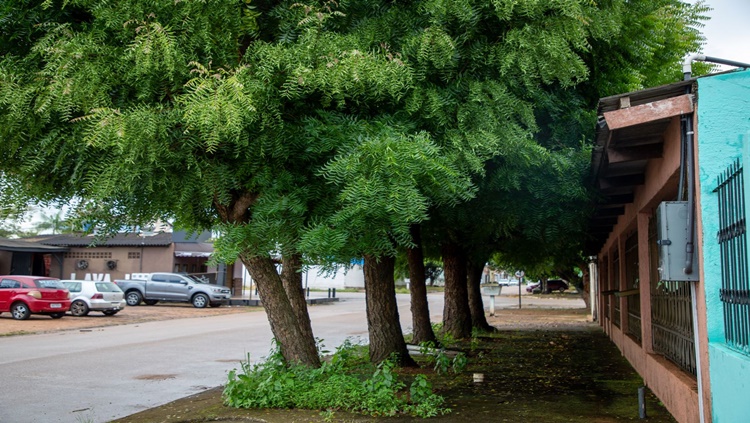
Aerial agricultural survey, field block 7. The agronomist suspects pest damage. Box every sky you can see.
[689,0,750,69]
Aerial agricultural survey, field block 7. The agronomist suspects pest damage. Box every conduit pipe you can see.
[682,54,750,81]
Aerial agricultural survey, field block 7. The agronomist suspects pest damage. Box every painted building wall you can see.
[595,113,706,423]
[64,245,175,281]
[696,68,750,422]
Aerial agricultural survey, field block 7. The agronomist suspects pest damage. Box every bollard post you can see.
[489,295,495,316]
[306,287,310,297]
[332,287,336,298]
[638,386,647,419]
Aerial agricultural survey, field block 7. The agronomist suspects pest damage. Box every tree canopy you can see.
[0,0,709,360]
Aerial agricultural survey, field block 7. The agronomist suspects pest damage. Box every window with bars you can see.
[714,158,750,355]
[613,248,621,328]
[625,232,642,343]
[601,255,610,322]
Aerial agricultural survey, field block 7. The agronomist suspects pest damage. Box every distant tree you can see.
[35,211,70,234]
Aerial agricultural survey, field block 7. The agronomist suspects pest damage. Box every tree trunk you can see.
[441,241,472,339]
[281,253,316,350]
[364,254,417,366]
[242,254,321,367]
[467,258,494,332]
[406,225,438,345]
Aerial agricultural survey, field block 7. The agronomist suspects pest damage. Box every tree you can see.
[0,0,709,364]
[36,211,70,234]
[406,224,438,345]
[0,0,415,367]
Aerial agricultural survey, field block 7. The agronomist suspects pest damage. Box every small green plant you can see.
[407,375,451,418]
[433,350,451,374]
[452,352,467,373]
[320,409,335,422]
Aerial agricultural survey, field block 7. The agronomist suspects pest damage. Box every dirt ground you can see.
[110,307,677,423]
[0,303,256,337]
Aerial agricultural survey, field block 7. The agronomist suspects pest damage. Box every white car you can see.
[61,280,127,317]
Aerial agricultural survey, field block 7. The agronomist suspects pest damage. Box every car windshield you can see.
[186,275,210,284]
[34,279,66,289]
[95,282,122,292]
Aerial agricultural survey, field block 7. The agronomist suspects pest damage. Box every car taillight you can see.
[91,293,103,299]
[28,290,42,299]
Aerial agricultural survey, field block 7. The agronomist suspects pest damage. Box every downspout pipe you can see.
[683,54,750,80]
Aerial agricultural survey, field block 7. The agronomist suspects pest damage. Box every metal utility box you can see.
[655,201,700,282]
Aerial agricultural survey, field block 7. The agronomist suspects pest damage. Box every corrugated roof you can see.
[0,238,68,252]
[32,232,173,247]
[586,78,697,254]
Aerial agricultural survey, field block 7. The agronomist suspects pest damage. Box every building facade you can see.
[589,68,750,422]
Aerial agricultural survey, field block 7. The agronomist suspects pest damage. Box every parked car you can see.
[526,279,569,293]
[0,275,71,320]
[114,272,230,308]
[545,279,569,293]
[61,280,127,317]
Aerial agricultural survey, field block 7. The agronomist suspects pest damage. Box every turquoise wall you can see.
[696,68,750,422]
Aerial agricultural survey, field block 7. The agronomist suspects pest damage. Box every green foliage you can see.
[417,341,467,375]
[224,340,448,418]
[0,0,709,270]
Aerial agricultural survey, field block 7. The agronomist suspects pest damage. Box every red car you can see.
[0,276,71,320]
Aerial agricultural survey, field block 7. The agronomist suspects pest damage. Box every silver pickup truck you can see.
[114,272,231,308]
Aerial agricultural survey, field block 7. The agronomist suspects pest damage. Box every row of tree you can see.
[0,0,708,367]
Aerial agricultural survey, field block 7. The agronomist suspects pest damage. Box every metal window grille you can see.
[650,216,696,376]
[613,249,621,328]
[601,256,610,322]
[625,232,642,343]
[714,158,750,355]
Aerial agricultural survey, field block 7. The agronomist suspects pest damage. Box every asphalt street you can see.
[0,289,583,423]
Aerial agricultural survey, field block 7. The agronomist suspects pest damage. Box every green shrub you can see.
[224,340,449,418]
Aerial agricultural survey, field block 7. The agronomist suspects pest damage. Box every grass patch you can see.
[0,330,33,337]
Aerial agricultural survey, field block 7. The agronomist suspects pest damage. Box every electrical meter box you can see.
[655,201,699,282]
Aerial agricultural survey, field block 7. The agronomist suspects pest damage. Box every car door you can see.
[165,275,191,300]
[147,274,171,300]
[0,278,21,311]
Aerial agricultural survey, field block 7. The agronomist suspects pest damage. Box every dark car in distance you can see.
[526,279,569,294]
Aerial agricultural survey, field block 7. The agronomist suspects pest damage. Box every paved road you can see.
[0,290,583,423]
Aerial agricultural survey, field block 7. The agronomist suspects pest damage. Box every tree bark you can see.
[281,253,316,350]
[441,241,472,339]
[467,258,495,332]
[242,254,321,367]
[406,225,438,345]
[364,254,417,366]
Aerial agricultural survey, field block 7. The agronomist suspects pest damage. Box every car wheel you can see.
[102,310,119,316]
[70,300,90,317]
[125,291,143,306]
[50,313,65,319]
[559,287,566,293]
[144,299,158,306]
[10,302,31,320]
[192,293,209,308]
